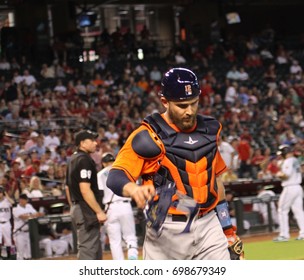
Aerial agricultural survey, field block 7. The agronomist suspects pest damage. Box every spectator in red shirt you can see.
[237,136,254,178]
[205,43,216,60]
[224,48,237,63]
[251,147,266,179]
[203,70,217,86]
[266,156,280,176]
[23,159,41,177]
[244,53,262,68]
[11,160,23,180]
[239,128,252,143]
[200,79,214,106]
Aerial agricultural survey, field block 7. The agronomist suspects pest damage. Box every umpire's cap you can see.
[101,152,115,163]
[74,130,98,146]
[160,68,201,101]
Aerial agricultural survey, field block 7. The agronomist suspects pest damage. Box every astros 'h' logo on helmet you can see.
[184,85,192,96]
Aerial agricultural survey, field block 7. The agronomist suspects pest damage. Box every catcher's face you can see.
[162,96,199,131]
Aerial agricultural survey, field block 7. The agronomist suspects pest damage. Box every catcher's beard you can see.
[167,109,197,131]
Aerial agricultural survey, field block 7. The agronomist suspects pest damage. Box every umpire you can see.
[65,129,107,260]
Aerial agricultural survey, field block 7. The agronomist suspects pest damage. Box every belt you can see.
[168,210,213,223]
[112,200,130,204]
[0,221,9,224]
[170,215,187,222]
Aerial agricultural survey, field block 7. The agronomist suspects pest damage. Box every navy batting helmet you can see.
[160,68,201,101]
[277,144,292,157]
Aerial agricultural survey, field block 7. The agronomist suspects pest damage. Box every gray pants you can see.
[143,210,230,260]
[71,204,102,260]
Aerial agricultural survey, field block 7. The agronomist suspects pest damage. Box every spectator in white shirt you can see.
[75,79,87,95]
[290,60,303,80]
[175,51,187,64]
[0,57,11,70]
[44,129,61,152]
[53,79,67,93]
[24,131,39,151]
[105,124,119,141]
[29,176,44,198]
[226,65,240,81]
[12,70,24,85]
[238,67,249,81]
[135,63,148,76]
[22,114,39,131]
[260,47,274,61]
[225,81,238,105]
[40,63,55,79]
[149,65,162,82]
[22,69,37,86]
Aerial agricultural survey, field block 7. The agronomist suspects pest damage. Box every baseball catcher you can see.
[107,67,244,260]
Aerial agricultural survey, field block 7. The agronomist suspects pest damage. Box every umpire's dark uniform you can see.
[66,130,104,260]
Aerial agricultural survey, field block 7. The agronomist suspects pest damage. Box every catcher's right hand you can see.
[224,227,245,260]
[126,183,155,209]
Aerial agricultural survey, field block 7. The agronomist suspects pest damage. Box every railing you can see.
[28,195,68,214]
[233,195,280,235]
[0,116,84,134]
[224,178,283,197]
[25,178,303,242]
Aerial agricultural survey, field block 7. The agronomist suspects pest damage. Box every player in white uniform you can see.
[273,145,304,242]
[38,222,69,258]
[12,194,44,259]
[252,185,279,227]
[0,186,14,249]
[97,153,138,260]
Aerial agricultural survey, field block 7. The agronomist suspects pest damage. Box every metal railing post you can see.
[233,198,246,235]
[28,218,41,259]
[266,201,273,232]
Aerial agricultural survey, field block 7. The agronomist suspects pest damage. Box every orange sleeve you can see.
[215,150,228,176]
[111,125,164,182]
[215,121,227,176]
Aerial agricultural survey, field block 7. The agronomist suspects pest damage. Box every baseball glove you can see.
[224,227,245,260]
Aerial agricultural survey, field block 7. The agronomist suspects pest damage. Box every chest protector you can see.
[143,113,221,212]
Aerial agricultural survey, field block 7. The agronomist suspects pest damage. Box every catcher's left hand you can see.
[224,227,245,260]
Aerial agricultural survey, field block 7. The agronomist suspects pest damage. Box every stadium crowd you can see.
[0,24,303,203]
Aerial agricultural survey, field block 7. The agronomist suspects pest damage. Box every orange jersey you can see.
[112,125,164,181]
[112,113,227,214]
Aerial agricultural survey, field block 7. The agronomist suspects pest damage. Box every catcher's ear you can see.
[160,97,169,108]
